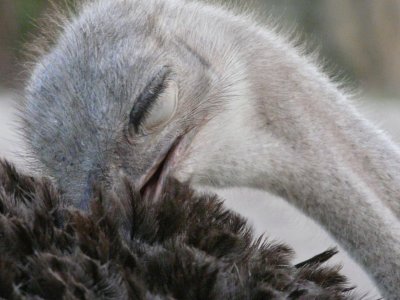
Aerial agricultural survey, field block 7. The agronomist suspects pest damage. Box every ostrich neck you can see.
[251,49,400,299]
[168,8,400,296]
[192,31,400,298]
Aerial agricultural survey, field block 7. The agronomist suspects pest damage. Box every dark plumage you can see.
[0,160,357,299]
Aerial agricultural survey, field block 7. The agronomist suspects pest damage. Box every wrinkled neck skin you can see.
[174,8,400,299]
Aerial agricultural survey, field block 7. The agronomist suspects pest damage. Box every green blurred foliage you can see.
[0,0,49,87]
[15,0,47,43]
[1,0,400,97]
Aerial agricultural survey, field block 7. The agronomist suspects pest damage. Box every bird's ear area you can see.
[128,67,178,135]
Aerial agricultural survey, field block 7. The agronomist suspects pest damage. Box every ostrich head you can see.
[23,0,241,208]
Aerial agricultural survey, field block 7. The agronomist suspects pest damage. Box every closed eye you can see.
[129,67,171,133]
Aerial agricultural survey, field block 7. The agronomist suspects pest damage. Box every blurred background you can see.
[1,0,400,95]
[0,0,399,298]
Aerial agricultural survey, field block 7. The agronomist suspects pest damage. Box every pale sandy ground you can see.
[1,92,399,298]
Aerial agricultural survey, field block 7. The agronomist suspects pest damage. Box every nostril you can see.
[87,170,97,186]
[80,187,91,210]
[79,170,98,210]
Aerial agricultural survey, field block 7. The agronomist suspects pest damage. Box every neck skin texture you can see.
[174,9,400,298]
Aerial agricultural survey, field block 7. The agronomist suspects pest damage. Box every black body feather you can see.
[0,160,357,299]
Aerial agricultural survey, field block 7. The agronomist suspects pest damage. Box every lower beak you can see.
[138,136,184,201]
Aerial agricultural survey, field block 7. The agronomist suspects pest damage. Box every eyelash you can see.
[129,69,170,133]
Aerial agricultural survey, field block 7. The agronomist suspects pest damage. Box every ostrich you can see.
[22,0,400,298]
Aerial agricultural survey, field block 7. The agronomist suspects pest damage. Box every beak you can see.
[75,136,185,209]
[137,136,184,201]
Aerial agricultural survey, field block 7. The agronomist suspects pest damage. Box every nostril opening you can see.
[80,186,91,210]
[87,170,97,186]
[79,170,98,210]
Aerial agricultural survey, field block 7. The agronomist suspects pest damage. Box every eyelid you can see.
[142,80,178,132]
[129,67,171,133]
